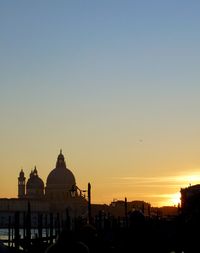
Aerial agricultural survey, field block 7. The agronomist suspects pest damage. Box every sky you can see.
[1,1,200,206]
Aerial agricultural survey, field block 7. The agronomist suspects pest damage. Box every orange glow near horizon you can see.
[98,172,200,207]
[1,149,200,207]
[155,192,181,207]
[171,192,181,206]
[0,172,199,207]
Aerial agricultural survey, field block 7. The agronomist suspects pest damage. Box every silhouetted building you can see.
[109,200,150,217]
[181,184,200,214]
[0,151,88,227]
[45,151,76,201]
[26,167,44,199]
[91,200,151,218]
[150,206,178,219]
[18,169,26,198]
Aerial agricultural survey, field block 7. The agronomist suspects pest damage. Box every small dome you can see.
[26,167,44,189]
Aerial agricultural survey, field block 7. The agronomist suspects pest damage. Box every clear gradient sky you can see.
[1,1,200,206]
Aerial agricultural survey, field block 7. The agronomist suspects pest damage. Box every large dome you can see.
[46,150,76,189]
[47,168,76,187]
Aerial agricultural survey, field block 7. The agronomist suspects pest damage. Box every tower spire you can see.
[18,169,26,198]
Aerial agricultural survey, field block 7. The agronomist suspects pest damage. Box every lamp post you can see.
[70,183,92,224]
[70,184,77,198]
[82,182,92,224]
[88,183,92,224]
[125,197,128,227]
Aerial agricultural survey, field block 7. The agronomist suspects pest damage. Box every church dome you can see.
[47,168,75,187]
[26,167,44,189]
[46,150,76,189]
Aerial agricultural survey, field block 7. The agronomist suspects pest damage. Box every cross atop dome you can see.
[33,166,38,176]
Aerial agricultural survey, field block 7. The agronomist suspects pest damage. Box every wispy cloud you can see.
[109,173,200,206]
[112,173,200,186]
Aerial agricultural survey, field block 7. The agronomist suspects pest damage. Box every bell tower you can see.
[18,169,26,198]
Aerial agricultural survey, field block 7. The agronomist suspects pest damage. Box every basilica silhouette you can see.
[0,151,88,227]
[18,150,84,200]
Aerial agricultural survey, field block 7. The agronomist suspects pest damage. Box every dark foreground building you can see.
[181,184,200,215]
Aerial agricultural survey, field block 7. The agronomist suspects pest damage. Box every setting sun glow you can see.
[170,192,181,206]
